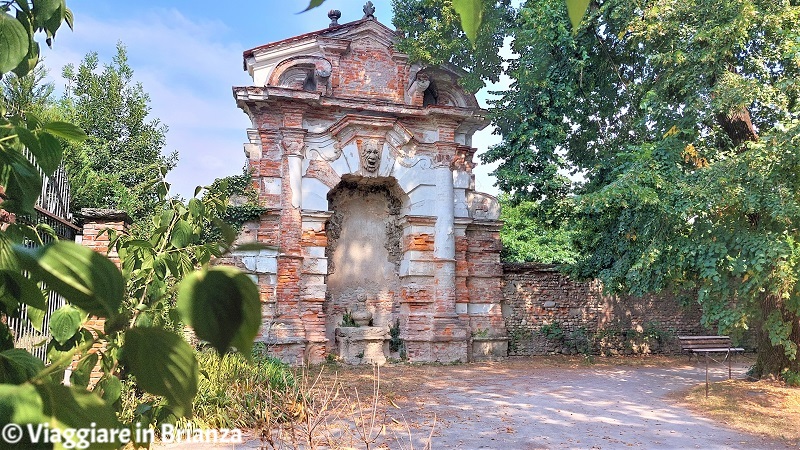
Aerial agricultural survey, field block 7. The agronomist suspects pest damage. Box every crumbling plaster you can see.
[228,13,506,364]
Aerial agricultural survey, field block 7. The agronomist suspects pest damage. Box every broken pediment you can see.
[270,56,332,95]
[243,18,399,93]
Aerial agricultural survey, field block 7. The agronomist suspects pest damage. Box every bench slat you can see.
[688,348,744,353]
[681,342,731,348]
[677,335,741,353]
[678,336,731,340]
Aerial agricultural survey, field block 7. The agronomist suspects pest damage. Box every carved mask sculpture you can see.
[360,140,380,173]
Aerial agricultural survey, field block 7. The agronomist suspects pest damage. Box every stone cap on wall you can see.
[78,208,133,225]
[502,262,561,274]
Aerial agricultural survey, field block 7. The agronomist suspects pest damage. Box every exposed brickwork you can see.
[502,263,711,356]
[404,233,435,252]
[0,186,15,230]
[78,209,131,386]
[336,41,404,103]
[234,17,502,364]
[252,159,281,178]
[300,229,327,248]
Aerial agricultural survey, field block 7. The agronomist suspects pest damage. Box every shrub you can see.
[539,322,565,341]
[185,348,296,429]
[121,346,296,430]
[782,369,800,387]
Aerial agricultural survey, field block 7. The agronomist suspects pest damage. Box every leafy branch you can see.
[302,0,590,43]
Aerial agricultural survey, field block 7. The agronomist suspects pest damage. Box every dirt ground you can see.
[158,356,797,449]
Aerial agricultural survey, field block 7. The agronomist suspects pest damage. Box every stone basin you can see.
[335,326,389,365]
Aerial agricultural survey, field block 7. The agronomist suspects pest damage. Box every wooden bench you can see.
[678,335,745,396]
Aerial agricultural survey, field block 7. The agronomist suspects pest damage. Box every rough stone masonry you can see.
[221,9,507,364]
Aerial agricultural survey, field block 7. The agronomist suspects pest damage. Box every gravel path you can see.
[395,362,789,449]
[157,358,793,449]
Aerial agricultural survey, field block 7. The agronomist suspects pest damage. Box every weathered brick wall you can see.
[502,263,711,356]
[78,209,131,386]
[0,186,15,230]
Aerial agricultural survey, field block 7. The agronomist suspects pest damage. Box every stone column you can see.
[429,142,469,362]
[270,126,308,364]
[432,165,457,318]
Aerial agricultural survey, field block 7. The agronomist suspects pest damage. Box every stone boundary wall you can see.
[501,263,711,356]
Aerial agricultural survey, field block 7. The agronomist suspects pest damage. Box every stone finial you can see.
[328,9,341,27]
[363,1,376,19]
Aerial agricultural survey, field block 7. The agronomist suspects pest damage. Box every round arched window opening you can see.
[422,80,439,107]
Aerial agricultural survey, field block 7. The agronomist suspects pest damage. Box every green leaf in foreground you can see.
[0,12,29,74]
[0,383,48,438]
[452,0,483,44]
[42,121,88,141]
[169,219,193,248]
[32,0,63,25]
[177,266,261,359]
[31,130,63,176]
[566,0,590,33]
[15,241,124,318]
[70,352,99,388]
[122,327,198,417]
[0,269,46,311]
[300,0,325,13]
[36,382,123,450]
[0,349,45,384]
[0,145,43,214]
[95,374,123,403]
[49,304,84,345]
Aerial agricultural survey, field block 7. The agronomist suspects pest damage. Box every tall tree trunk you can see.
[711,96,796,378]
[715,109,758,148]
[752,293,800,378]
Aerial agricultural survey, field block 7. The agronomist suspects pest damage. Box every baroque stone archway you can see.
[226,11,507,364]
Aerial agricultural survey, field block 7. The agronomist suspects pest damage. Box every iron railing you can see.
[6,156,78,361]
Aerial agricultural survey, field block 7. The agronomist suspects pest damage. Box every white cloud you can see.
[41,2,512,200]
[42,8,253,198]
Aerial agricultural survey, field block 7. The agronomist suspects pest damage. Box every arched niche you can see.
[268,56,333,93]
[411,67,478,109]
[323,175,407,345]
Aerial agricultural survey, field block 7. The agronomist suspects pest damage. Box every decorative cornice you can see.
[232,85,488,126]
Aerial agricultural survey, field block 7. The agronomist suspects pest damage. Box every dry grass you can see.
[256,365,435,449]
[674,378,800,447]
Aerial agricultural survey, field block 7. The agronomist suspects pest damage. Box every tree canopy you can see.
[60,43,177,223]
[1,64,54,118]
[499,195,578,264]
[395,0,800,377]
[392,0,514,92]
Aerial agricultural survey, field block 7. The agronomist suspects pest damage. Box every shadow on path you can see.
[395,361,790,449]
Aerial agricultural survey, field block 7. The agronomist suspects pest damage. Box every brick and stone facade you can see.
[502,263,711,355]
[228,13,506,364]
[77,208,132,386]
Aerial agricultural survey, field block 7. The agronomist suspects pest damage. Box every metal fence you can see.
[6,162,79,361]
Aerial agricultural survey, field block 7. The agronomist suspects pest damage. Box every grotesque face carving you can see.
[360,140,380,173]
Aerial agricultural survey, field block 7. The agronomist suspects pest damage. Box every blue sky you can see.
[41,1,503,199]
